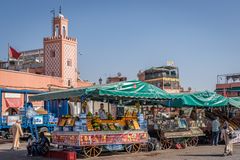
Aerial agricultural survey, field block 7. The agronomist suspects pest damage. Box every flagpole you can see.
[7,43,9,69]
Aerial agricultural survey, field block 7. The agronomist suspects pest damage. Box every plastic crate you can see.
[46,150,76,160]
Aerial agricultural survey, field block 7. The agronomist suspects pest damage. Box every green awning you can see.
[86,80,170,99]
[29,88,86,101]
[168,91,228,107]
[228,97,240,108]
[29,80,171,102]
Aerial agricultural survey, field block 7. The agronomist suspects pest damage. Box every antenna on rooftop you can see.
[50,9,55,18]
[59,0,63,15]
[59,5,62,14]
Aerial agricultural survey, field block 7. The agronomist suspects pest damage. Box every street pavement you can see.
[1,140,240,160]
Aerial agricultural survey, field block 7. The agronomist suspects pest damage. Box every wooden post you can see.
[108,101,110,113]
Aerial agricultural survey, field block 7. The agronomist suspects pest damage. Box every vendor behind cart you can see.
[99,103,107,119]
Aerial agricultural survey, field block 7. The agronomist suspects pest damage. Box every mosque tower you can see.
[44,10,78,87]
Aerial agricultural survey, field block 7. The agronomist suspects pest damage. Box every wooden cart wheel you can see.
[147,141,155,151]
[83,146,102,158]
[187,137,198,147]
[125,143,141,153]
[160,138,173,150]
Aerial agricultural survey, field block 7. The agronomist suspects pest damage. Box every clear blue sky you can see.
[1,0,240,91]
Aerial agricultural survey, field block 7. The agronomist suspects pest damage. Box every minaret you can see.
[44,11,78,87]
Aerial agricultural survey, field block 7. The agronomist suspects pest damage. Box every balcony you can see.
[216,82,240,89]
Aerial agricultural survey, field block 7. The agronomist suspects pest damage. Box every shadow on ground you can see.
[179,154,224,157]
[0,149,59,160]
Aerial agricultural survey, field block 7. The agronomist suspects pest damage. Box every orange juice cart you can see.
[29,80,171,157]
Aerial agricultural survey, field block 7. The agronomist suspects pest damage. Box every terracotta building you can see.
[138,65,180,93]
[216,73,240,97]
[106,73,127,84]
[0,12,92,115]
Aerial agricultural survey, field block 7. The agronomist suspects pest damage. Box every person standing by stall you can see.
[10,120,23,150]
[212,117,220,146]
[221,121,234,156]
[98,103,107,119]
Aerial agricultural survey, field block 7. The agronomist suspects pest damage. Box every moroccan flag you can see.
[9,46,21,59]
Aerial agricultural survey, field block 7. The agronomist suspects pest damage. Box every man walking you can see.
[221,121,234,156]
[10,120,23,150]
[212,117,220,146]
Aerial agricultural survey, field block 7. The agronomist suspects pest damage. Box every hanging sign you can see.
[33,115,43,125]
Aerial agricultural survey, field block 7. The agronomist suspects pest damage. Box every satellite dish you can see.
[117,72,122,77]
[167,60,174,66]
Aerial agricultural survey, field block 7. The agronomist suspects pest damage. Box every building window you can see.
[51,72,54,76]
[50,50,55,57]
[63,26,66,37]
[68,79,71,86]
[55,25,59,36]
[67,59,72,66]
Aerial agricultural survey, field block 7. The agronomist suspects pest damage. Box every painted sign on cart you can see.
[7,116,21,126]
[52,134,80,146]
[231,131,240,144]
[79,132,148,146]
[52,131,148,146]
[33,115,43,125]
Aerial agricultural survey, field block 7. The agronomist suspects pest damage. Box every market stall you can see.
[145,91,229,149]
[204,97,240,135]
[29,80,171,157]
[53,112,148,157]
[145,106,205,149]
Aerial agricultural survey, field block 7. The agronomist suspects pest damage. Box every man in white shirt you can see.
[98,103,107,119]
[212,117,220,145]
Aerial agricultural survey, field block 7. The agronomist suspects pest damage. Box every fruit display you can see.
[58,118,66,127]
[125,109,132,117]
[107,113,114,120]
[56,111,143,132]
[66,118,75,126]
[93,124,100,131]
[94,113,100,119]
[133,120,140,130]
[92,122,100,131]
[126,120,135,130]
[132,111,137,117]
[108,123,116,131]
[101,123,109,131]
[87,122,94,131]
[87,112,93,118]
[114,123,122,131]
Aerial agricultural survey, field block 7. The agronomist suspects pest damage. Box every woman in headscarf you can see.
[31,132,50,156]
[221,121,234,156]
